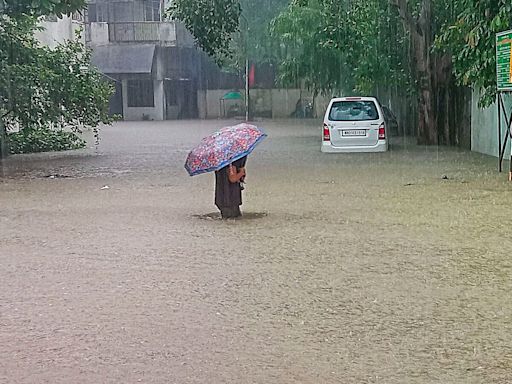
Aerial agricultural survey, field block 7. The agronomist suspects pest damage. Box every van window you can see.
[329,101,379,121]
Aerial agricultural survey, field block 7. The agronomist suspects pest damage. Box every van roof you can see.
[330,96,378,102]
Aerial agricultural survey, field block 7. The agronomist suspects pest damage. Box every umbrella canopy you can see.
[221,91,243,100]
[185,123,267,176]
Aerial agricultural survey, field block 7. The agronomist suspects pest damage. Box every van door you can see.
[327,99,381,147]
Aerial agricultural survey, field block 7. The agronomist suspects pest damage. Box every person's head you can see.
[232,156,247,168]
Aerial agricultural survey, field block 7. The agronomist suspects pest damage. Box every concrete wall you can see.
[197,90,208,119]
[122,79,164,121]
[198,89,333,120]
[36,16,83,48]
[271,89,301,118]
[471,91,512,157]
[88,22,109,45]
[159,22,177,44]
[314,94,332,118]
[200,90,241,119]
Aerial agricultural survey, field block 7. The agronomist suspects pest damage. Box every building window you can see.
[88,3,108,22]
[128,80,155,107]
[144,1,161,21]
[113,2,133,22]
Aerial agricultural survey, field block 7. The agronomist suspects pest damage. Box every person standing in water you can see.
[215,156,247,219]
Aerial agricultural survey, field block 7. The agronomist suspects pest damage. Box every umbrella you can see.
[185,123,267,176]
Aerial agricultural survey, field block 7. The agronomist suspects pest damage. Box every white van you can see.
[321,97,388,153]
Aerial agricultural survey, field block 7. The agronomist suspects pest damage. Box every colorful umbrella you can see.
[185,123,267,176]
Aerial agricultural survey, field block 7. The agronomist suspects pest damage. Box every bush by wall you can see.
[8,128,86,154]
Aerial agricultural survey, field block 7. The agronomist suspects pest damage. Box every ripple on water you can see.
[193,212,268,221]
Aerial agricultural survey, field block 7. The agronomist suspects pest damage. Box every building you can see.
[83,1,323,122]
[85,0,209,121]
[35,13,85,48]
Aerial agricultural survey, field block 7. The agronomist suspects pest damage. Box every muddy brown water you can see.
[1,120,512,383]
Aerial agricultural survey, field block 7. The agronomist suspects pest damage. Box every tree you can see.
[271,0,347,92]
[272,0,410,93]
[168,0,504,146]
[166,0,242,62]
[239,0,289,62]
[391,0,475,145]
[168,0,289,122]
[271,0,472,145]
[0,0,85,17]
[0,0,113,158]
[167,0,287,65]
[392,0,434,144]
[436,0,512,108]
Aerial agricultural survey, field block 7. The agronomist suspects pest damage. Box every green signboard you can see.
[497,30,512,91]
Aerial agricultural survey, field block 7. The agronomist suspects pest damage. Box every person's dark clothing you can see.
[215,157,246,219]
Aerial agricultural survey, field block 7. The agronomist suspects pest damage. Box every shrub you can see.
[8,128,86,154]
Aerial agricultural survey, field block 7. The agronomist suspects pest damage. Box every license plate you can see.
[342,129,366,137]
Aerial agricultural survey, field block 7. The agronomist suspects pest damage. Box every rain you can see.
[1,1,512,383]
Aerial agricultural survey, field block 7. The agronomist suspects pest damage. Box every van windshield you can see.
[329,101,379,121]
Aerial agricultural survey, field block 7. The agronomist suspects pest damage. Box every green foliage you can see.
[0,15,114,147]
[0,0,111,157]
[166,0,242,62]
[270,0,411,96]
[0,0,85,17]
[338,0,410,94]
[239,0,289,61]
[166,0,511,112]
[166,0,288,69]
[7,128,86,154]
[271,0,346,92]
[214,0,290,76]
[436,0,512,107]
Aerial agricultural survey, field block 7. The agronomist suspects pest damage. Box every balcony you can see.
[86,21,195,47]
[108,22,177,43]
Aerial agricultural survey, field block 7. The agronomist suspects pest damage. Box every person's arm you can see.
[228,165,246,183]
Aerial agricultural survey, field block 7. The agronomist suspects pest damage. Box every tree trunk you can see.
[444,84,451,145]
[417,87,437,145]
[398,0,467,147]
[393,0,440,145]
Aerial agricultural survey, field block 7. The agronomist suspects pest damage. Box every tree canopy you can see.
[436,0,512,107]
[0,17,113,132]
[270,0,411,95]
[0,0,113,158]
[167,0,287,67]
[166,0,242,61]
[169,0,512,145]
[0,0,86,17]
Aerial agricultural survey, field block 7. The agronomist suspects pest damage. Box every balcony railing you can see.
[108,22,176,43]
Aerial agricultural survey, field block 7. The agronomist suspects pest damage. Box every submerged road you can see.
[1,119,511,383]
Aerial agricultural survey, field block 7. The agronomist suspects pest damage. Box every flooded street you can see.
[1,119,512,383]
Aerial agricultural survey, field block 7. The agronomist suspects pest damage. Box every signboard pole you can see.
[497,94,511,171]
[498,94,502,172]
[496,30,512,178]
[509,117,512,181]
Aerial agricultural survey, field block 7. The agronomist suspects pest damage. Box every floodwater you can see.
[1,120,512,383]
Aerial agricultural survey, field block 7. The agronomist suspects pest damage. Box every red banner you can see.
[248,64,255,88]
